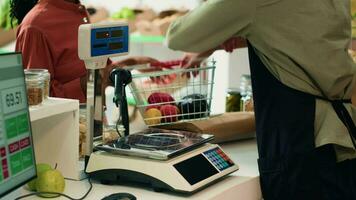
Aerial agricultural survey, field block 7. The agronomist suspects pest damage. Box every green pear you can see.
[36,169,65,198]
[27,163,52,191]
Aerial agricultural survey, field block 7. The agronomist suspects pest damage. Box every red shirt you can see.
[16,0,89,103]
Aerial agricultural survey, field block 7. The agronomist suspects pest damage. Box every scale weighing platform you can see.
[78,22,239,193]
[89,129,239,193]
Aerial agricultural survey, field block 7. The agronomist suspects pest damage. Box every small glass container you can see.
[24,72,45,106]
[226,88,241,112]
[24,69,50,100]
[239,74,254,112]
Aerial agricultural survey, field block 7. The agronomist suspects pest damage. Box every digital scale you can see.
[78,22,239,193]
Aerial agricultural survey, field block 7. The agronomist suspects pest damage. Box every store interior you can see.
[0,0,355,200]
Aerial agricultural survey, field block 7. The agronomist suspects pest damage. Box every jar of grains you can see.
[24,69,50,99]
[24,72,45,106]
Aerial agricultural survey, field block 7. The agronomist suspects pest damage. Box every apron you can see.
[247,43,356,200]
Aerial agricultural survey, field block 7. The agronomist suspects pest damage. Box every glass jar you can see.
[24,69,50,99]
[226,88,241,112]
[24,72,45,106]
[239,74,254,112]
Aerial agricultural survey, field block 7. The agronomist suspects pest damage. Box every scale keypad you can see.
[203,147,234,171]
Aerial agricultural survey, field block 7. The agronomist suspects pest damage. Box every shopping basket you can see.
[127,60,216,126]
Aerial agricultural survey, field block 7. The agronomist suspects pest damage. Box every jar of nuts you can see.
[24,72,45,106]
[24,69,50,99]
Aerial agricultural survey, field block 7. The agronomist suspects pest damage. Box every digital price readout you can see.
[0,53,36,197]
[91,26,129,57]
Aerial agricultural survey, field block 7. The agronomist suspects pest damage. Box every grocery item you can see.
[27,163,53,191]
[25,72,44,106]
[178,94,208,119]
[160,105,179,123]
[79,105,86,158]
[25,69,50,99]
[226,88,241,112]
[144,108,162,125]
[36,169,65,198]
[239,74,254,112]
[147,92,175,105]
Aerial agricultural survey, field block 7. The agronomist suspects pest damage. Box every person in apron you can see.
[165,0,356,199]
[248,42,356,199]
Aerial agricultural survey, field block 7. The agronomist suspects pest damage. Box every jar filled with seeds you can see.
[24,69,50,99]
[24,72,44,106]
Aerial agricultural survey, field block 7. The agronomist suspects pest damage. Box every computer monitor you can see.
[0,52,36,197]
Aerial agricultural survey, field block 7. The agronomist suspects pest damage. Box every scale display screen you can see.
[174,154,218,185]
[0,53,36,197]
[95,31,110,39]
[90,26,129,57]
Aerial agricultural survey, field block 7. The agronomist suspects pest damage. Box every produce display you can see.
[143,92,209,125]
[110,8,186,36]
[111,7,136,20]
[0,0,17,30]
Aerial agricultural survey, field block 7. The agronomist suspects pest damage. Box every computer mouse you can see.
[101,193,137,200]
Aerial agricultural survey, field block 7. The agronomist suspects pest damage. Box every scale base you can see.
[86,144,239,193]
[89,168,176,192]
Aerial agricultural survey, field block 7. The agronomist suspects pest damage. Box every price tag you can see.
[1,86,26,114]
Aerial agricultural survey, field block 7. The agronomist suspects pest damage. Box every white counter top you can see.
[7,139,260,200]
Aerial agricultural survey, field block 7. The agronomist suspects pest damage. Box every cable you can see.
[14,177,93,200]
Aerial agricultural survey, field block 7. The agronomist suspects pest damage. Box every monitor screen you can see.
[0,53,36,197]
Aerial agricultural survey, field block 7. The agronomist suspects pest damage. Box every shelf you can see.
[130,34,165,43]
[29,97,79,121]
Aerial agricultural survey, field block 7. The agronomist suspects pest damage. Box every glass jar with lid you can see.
[226,88,241,112]
[24,69,50,99]
[24,72,45,106]
[239,74,254,112]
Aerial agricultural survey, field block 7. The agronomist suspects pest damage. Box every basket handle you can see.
[151,60,183,69]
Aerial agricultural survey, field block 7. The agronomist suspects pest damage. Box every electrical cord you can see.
[14,177,93,200]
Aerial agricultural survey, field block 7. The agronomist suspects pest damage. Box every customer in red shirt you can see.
[11,0,159,103]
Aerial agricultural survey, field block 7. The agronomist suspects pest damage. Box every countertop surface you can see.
[6,138,260,200]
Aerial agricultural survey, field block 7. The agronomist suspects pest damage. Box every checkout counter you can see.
[13,138,261,200]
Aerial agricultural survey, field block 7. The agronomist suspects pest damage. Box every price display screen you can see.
[0,53,36,197]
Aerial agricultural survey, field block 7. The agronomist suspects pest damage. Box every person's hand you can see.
[220,37,247,53]
[180,51,213,78]
[132,57,177,85]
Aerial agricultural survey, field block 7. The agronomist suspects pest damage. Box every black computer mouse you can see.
[101,193,137,200]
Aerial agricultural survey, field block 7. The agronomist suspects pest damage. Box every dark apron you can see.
[247,43,356,200]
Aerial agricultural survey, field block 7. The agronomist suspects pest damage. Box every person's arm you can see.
[181,37,247,69]
[166,0,255,53]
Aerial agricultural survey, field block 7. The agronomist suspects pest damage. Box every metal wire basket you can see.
[128,61,216,126]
